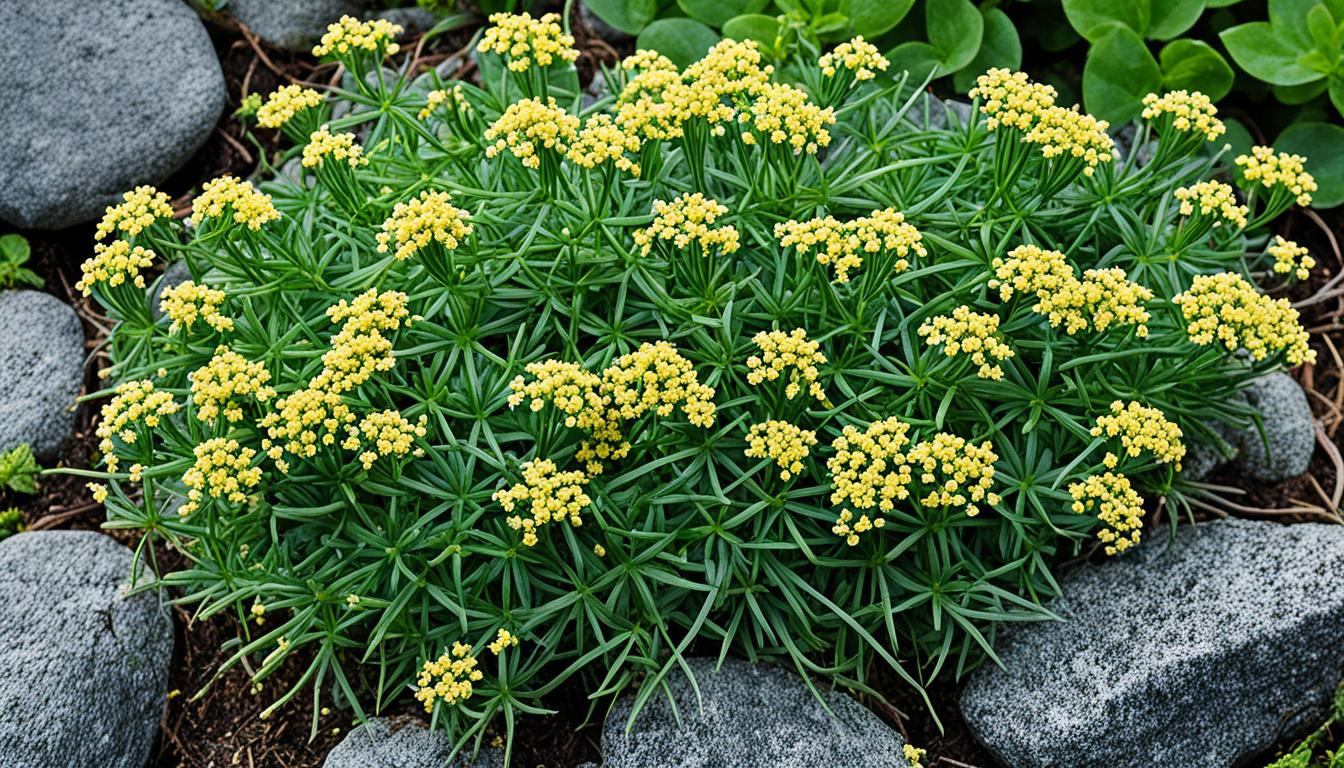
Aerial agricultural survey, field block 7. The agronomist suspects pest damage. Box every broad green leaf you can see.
[1206,0,1242,5]
[1159,39,1234,99]
[952,8,1022,92]
[1306,4,1343,68]
[886,41,944,81]
[1273,79,1330,104]
[1220,22,1329,86]
[1083,24,1162,124]
[637,19,721,69]
[721,14,780,49]
[677,0,770,29]
[1271,0,1323,46]
[0,234,29,264]
[585,0,659,35]
[1276,121,1344,207]
[1148,0,1205,40]
[926,0,984,73]
[1331,72,1344,117]
[839,0,916,39]
[1063,0,1150,41]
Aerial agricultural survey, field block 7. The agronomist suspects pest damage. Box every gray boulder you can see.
[0,290,85,461]
[961,518,1344,767]
[0,0,224,228]
[226,0,369,51]
[323,717,502,768]
[1180,419,1240,482]
[0,531,173,768]
[602,657,913,768]
[1233,372,1315,481]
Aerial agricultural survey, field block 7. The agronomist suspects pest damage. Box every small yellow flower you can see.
[95,379,179,473]
[340,409,427,469]
[95,186,173,241]
[567,113,642,176]
[312,15,402,58]
[303,125,368,169]
[179,437,263,517]
[1023,104,1114,175]
[418,84,469,120]
[1174,180,1248,228]
[747,328,828,401]
[415,642,482,712]
[593,543,606,557]
[76,240,155,295]
[1268,235,1314,281]
[190,175,280,230]
[745,420,818,481]
[820,37,888,81]
[775,208,924,284]
[188,345,275,423]
[1236,145,1316,207]
[1140,90,1224,142]
[1070,472,1145,555]
[488,628,520,655]
[903,744,928,768]
[87,482,109,504]
[1090,401,1185,469]
[968,68,1057,132]
[1173,272,1314,365]
[740,82,835,155]
[160,280,234,334]
[633,193,740,256]
[477,12,577,72]
[493,459,591,546]
[256,85,324,129]
[375,189,473,260]
[484,97,580,169]
[918,306,1015,380]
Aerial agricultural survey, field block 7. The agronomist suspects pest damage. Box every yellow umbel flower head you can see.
[418,85,470,120]
[303,126,368,169]
[160,280,234,334]
[180,437,263,517]
[1173,272,1315,365]
[96,380,179,473]
[601,340,717,428]
[1268,235,1314,281]
[820,37,888,81]
[633,193,740,256]
[256,85,324,129]
[906,433,1000,517]
[1032,267,1154,337]
[341,409,427,469]
[96,185,173,240]
[747,328,828,401]
[188,345,275,423]
[740,82,835,155]
[681,39,774,114]
[968,68,1057,132]
[989,244,1075,302]
[775,209,925,284]
[1174,180,1248,229]
[1236,145,1316,207]
[484,97,580,169]
[312,15,402,58]
[77,240,155,295]
[488,628,520,655]
[1023,105,1114,175]
[1140,90,1225,142]
[190,175,280,230]
[1090,401,1185,469]
[567,114,642,176]
[745,420,818,481]
[1070,472,1145,555]
[919,306,1016,380]
[493,459,591,546]
[415,642,482,712]
[828,417,913,544]
[477,12,578,72]
[376,189,473,260]
[904,744,928,768]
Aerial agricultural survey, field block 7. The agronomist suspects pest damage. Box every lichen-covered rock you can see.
[961,518,1344,767]
[1181,419,1240,482]
[0,0,224,228]
[0,290,85,461]
[602,657,913,768]
[323,718,502,768]
[226,0,369,51]
[0,531,173,768]
[1233,372,1315,481]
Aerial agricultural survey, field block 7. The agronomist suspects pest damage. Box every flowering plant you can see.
[83,12,1317,761]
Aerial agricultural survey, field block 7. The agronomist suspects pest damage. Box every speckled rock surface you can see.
[323,718,502,768]
[0,0,224,228]
[1233,372,1315,481]
[961,518,1344,767]
[0,531,173,768]
[602,657,913,768]
[1181,419,1240,482]
[0,290,85,460]
[226,0,369,51]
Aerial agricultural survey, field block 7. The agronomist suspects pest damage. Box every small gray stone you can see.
[227,0,370,51]
[323,717,502,768]
[918,96,973,131]
[0,0,224,228]
[373,7,439,38]
[961,518,1344,767]
[0,531,173,768]
[1232,372,1315,482]
[0,290,85,461]
[602,657,912,768]
[1180,419,1240,482]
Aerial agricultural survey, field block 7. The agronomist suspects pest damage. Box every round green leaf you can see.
[1274,79,1329,105]
[952,7,1022,93]
[1159,39,1234,100]
[1331,72,1344,118]
[1220,22,1328,86]
[636,18,722,69]
[1083,24,1163,124]
[886,41,944,83]
[926,0,984,73]
[584,0,658,35]
[839,0,916,39]
[722,14,780,49]
[1276,121,1344,208]
[677,0,770,29]
[1063,0,1150,41]
[1148,0,1205,40]
[0,234,29,263]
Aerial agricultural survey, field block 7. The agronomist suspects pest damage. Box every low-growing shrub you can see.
[84,13,1317,760]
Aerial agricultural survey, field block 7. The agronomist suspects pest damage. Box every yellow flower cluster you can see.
[1069,472,1144,555]
[747,328,827,401]
[77,240,155,294]
[96,380,179,473]
[775,209,925,283]
[827,417,912,544]
[1236,145,1317,207]
[1140,90,1225,142]
[95,185,173,240]
[190,175,280,230]
[1091,401,1185,469]
[739,82,835,155]
[341,409,427,469]
[256,85,323,129]
[989,244,1074,301]
[160,280,234,334]
[621,49,677,75]
[632,193,740,256]
[567,114,642,175]
[1268,235,1315,281]
[312,15,402,57]
[601,341,717,427]
[904,744,928,768]
[375,189,473,260]
[616,66,688,142]
[484,97,580,169]
[1023,105,1114,175]
[1173,272,1315,365]
[180,437,263,517]
[303,126,368,169]
[918,306,1015,380]
[905,433,1000,517]
[418,85,469,120]
[1174,180,1248,228]
[189,345,276,423]
[615,40,772,140]
[493,458,591,546]
[819,37,888,81]
[994,246,1152,336]
[414,642,481,713]
[476,12,577,72]
[488,628,520,655]
[745,420,818,481]
[968,68,1058,132]
[508,360,604,424]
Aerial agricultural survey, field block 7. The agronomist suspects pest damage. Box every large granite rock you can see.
[602,657,914,768]
[961,518,1344,767]
[226,0,369,51]
[0,290,85,461]
[0,0,224,228]
[323,717,502,768]
[1233,372,1315,482]
[0,531,173,767]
